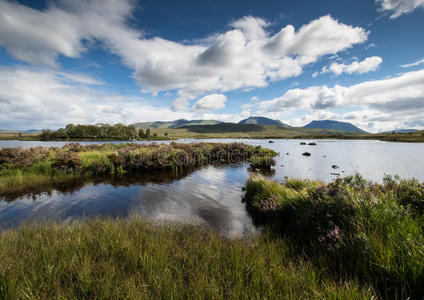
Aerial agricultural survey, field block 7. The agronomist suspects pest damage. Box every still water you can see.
[1,139,424,234]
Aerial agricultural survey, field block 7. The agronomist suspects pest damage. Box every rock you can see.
[300,142,306,145]
[332,165,339,169]
[331,172,340,176]
[302,152,311,156]
[286,153,290,155]
[323,155,327,158]
[269,140,274,143]
[308,142,317,146]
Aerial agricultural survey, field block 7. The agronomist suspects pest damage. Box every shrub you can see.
[51,152,82,173]
[243,174,424,299]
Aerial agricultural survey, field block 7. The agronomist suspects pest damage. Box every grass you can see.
[0,142,276,198]
[243,174,424,299]
[0,218,374,299]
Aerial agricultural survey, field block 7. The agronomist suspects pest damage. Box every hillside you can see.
[238,116,289,127]
[132,119,222,129]
[304,120,366,133]
[150,123,364,139]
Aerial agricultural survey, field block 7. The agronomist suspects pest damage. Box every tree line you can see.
[40,124,153,140]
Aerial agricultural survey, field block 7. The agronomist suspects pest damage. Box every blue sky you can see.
[0,0,424,132]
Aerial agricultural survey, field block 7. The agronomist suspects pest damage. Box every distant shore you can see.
[2,132,424,143]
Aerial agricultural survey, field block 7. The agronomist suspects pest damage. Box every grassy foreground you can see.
[0,219,373,299]
[0,142,276,198]
[243,174,424,299]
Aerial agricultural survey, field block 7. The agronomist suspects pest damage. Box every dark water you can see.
[1,139,424,234]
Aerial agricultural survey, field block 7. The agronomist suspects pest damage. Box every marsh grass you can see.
[243,174,424,299]
[0,218,374,299]
[0,142,276,198]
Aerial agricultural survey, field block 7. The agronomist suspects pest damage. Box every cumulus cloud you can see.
[321,56,383,75]
[377,0,424,18]
[401,57,424,68]
[260,68,424,112]
[0,66,241,129]
[0,0,369,110]
[192,94,227,112]
[0,0,136,67]
[255,69,424,131]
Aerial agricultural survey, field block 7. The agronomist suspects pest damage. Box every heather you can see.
[0,142,276,197]
[243,174,424,299]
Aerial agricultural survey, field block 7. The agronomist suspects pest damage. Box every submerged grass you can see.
[0,218,373,299]
[0,142,276,198]
[243,174,424,299]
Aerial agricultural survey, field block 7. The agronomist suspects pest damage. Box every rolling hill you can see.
[238,116,290,127]
[132,119,222,129]
[304,120,366,133]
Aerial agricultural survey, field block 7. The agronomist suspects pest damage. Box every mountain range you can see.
[132,118,367,133]
[380,129,419,134]
[132,119,223,129]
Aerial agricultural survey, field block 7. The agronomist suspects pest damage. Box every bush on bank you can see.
[243,174,424,299]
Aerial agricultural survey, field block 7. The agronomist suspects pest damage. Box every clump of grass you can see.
[249,155,276,169]
[0,142,277,197]
[243,174,424,299]
[0,218,373,299]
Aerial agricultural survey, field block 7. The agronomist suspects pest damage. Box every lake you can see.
[1,139,424,234]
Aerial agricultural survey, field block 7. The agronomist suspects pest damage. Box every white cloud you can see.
[251,96,260,101]
[255,69,424,131]
[192,94,227,112]
[0,66,241,129]
[401,57,424,68]
[377,0,424,18]
[0,1,369,110]
[321,56,383,76]
[0,0,136,67]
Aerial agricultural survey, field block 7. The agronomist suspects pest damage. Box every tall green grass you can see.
[0,219,373,299]
[243,174,424,299]
[0,142,277,198]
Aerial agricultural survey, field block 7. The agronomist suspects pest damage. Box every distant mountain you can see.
[238,116,290,127]
[0,129,40,134]
[132,119,223,129]
[304,120,366,133]
[381,129,419,134]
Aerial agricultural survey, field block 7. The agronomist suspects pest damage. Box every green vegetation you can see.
[0,218,374,299]
[0,142,276,198]
[40,123,140,140]
[243,174,424,299]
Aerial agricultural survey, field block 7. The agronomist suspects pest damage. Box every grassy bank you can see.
[243,174,424,299]
[0,142,276,198]
[0,219,373,299]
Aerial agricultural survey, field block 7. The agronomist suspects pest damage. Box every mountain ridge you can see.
[238,116,290,127]
[303,120,367,133]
